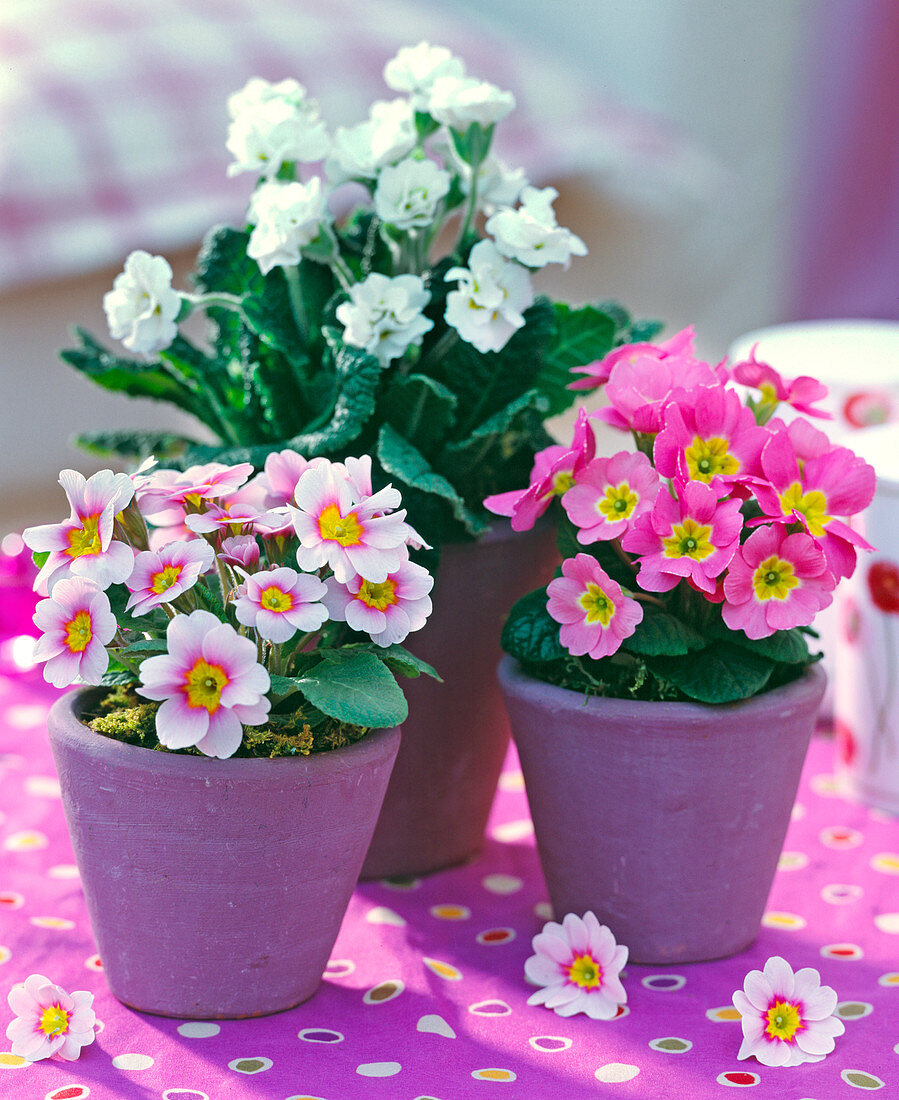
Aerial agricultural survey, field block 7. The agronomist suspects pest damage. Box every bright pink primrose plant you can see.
[23,453,438,756]
[491,328,875,704]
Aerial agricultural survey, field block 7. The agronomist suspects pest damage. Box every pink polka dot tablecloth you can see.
[1,667,897,1099]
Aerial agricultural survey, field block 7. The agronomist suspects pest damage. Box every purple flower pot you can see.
[498,656,826,964]
[361,522,559,879]
[48,690,400,1018]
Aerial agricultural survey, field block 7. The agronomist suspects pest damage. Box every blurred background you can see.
[2,0,897,533]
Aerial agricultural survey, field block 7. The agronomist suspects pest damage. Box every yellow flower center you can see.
[184,659,229,713]
[765,999,803,1042]
[39,1004,69,1036]
[579,582,616,626]
[318,503,364,547]
[758,381,779,404]
[151,564,183,594]
[779,483,832,537]
[65,514,102,558]
[552,470,575,495]
[662,517,715,560]
[752,555,799,601]
[598,482,638,521]
[64,610,93,653]
[356,578,398,611]
[260,585,293,613]
[685,436,739,483]
[568,954,602,989]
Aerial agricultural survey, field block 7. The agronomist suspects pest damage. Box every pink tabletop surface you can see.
[1,598,898,1098]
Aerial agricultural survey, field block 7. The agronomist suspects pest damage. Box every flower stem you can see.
[283,265,310,344]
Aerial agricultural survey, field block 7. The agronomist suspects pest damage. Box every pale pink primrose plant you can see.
[125,540,215,616]
[6,974,97,1062]
[323,558,433,647]
[234,566,328,643]
[525,912,628,1020]
[33,578,117,688]
[732,956,844,1067]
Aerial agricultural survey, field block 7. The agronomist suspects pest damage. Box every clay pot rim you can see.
[49,686,399,780]
[498,654,826,722]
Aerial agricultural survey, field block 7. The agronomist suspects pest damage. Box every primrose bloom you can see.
[103,249,181,355]
[336,272,433,366]
[525,912,628,1020]
[323,558,433,646]
[125,540,215,616]
[24,468,135,594]
[327,98,416,182]
[32,578,116,688]
[218,535,261,571]
[459,154,528,214]
[374,156,451,230]
[262,449,314,507]
[226,88,329,177]
[291,460,409,584]
[563,450,661,543]
[137,610,270,759]
[623,479,743,594]
[722,525,835,638]
[486,186,587,269]
[547,554,642,660]
[227,76,311,120]
[654,384,769,490]
[383,41,465,109]
[570,326,699,391]
[595,352,721,434]
[485,407,596,531]
[732,346,830,420]
[428,74,515,130]
[247,178,329,275]
[445,238,534,353]
[234,566,328,643]
[137,462,254,516]
[6,974,96,1062]
[733,956,844,1067]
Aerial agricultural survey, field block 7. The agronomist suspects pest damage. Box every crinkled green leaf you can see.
[720,625,814,664]
[650,642,774,703]
[624,606,707,657]
[296,651,408,727]
[536,303,617,415]
[381,373,458,454]
[501,587,567,665]
[372,644,441,681]
[73,429,197,461]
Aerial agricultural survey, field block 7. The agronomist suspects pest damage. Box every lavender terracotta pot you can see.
[48,690,400,1018]
[361,521,558,879]
[498,657,826,964]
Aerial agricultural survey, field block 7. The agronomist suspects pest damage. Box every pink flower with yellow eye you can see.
[323,559,433,646]
[562,450,661,544]
[32,578,117,688]
[546,554,642,660]
[23,469,135,594]
[291,459,410,583]
[6,974,96,1062]
[525,912,628,1020]
[234,566,328,643]
[722,525,835,639]
[623,479,742,594]
[137,610,270,759]
[732,345,830,419]
[262,448,314,506]
[592,352,721,435]
[484,407,596,531]
[569,325,698,391]
[125,540,215,616]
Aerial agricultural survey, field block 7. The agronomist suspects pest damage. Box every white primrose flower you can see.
[383,41,465,110]
[103,250,181,355]
[336,273,433,366]
[227,76,310,120]
[486,185,588,268]
[247,178,329,274]
[428,74,515,131]
[226,95,329,178]
[444,238,533,354]
[327,99,416,183]
[460,154,529,214]
[374,156,451,230]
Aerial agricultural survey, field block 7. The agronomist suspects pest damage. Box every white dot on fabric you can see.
[176,1022,220,1038]
[112,1053,154,1070]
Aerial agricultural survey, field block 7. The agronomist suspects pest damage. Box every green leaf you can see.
[377,424,489,538]
[193,582,227,619]
[536,303,617,416]
[556,521,639,591]
[32,551,50,569]
[501,587,567,665]
[117,639,168,657]
[100,669,137,687]
[650,642,774,704]
[373,644,442,681]
[193,225,260,297]
[624,605,707,657]
[381,373,458,454]
[296,651,408,727]
[74,429,197,461]
[724,626,814,664]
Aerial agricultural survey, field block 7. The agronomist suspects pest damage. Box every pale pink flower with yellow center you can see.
[323,559,433,647]
[732,956,844,1067]
[291,460,409,584]
[755,427,875,579]
[547,554,642,659]
[6,974,96,1062]
[569,325,698,391]
[234,566,328,643]
[484,408,596,531]
[732,345,831,420]
[125,540,215,616]
[136,610,270,759]
[623,479,742,594]
[32,578,117,688]
[722,525,835,639]
[654,385,769,490]
[525,912,628,1020]
[137,462,254,516]
[562,450,661,544]
[218,535,261,571]
[263,449,314,506]
[184,501,275,538]
[23,469,135,594]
